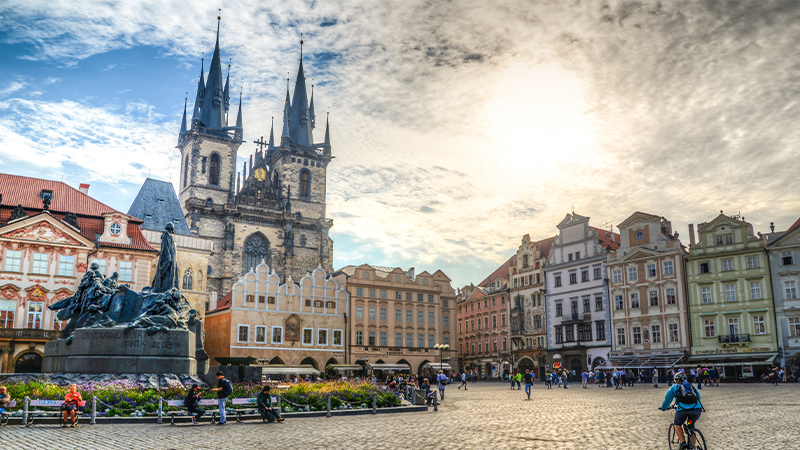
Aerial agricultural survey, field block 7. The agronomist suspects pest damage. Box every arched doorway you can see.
[325,358,338,377]
[14,352,42,373]
[396,359,411,373]
[518,357,536,378]
[269,356,285,365]
[417,360,429,376]
[570,358,583,376]
[485,362,492,379]
[300,357,318,370]
[591,357,606,371]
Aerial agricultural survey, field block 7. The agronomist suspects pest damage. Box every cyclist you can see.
[660,372,703,449]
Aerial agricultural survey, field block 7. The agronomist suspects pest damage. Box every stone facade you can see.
[685,213,778,379]
[606,212,688,369]
[544,213,619,374]
[765,218,800,367]
[333,265,457,376]
[509,235,555,379]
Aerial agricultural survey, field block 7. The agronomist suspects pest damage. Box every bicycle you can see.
[664,405,707,450]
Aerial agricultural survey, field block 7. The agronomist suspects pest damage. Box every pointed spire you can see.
[324,111,330,146]
[191,57,205,122]
[199,11,226,129]
[281,78,291,143]
[235,92,243,129]
[288,37,312,146]
[309,84,316,130]
[268,117,275,148]
[179,94,188,135]
[223,61,231,115]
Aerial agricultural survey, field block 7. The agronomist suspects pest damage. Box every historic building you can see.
[685,213,778,379]
[544,213,619,374]
[765,217,800,368]
[128,178,213,318]
[332,265,457,376]
[509,235,555,379]
[178,22,334,298]
[0,174,157,372]
[606,212,688,370]
[204,264,348,372]
[457,259,512,379]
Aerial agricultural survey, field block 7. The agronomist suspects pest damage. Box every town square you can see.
[1,1,800,449]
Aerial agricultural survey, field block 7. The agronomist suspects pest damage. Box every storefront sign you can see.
[742,365,753,377]
[696,347,772,355]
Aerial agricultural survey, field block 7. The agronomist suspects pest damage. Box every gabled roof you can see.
[479,257,513,287]
[788,216,800,233]
[591,227,621,250]
[557,212,590,229]
[534,235,557,259]
[127,178,192,236]
[617,211,662,229]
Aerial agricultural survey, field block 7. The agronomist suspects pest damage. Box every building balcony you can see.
[0,328,59,341]
[718,334,751,344]
[560,313,591,324]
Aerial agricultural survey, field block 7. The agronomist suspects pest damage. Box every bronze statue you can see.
[151,222,179,292]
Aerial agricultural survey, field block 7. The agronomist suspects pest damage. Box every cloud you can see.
[101,64,115,71]
[0,79,26,98]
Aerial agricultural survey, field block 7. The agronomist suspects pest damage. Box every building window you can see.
[182,269,193,290]
[0,300,16,328]
[569,273,577,284]
[368,331,376,346]
[325,300,334,308]
[752,316,765,335]
[554,275,562,287]
[429,311,435,324]
[595,295,604,311]
[725,234,734,244]
[183,156,189,187]
[652,325,662,343]
[418,333,424,347]
[356,306,363,319]
[502,337,506,350]
[583,297,590,313]
[665,288,676,305]
[699,262,710,274]
[581,270,589,282]
[484,317,489,329]
[443,300,449,308]
[593,267,601,279]
[406,309,412,322]
[616,328,626,346]
[649,291,658,307]
[704,319,715,338]
[395,308,402,321]
[789,317,800,337]
[92,259,107,276]
[57,255,74,277]
[632,327,642,345]
[596,321,605,340]
[646,264,656,278]
[501,313,506,326]
[747,257,758,269]
[459,321,462,333]
[254,326,267,343]
[25,301,43,329]
[395,291,402,300]
[271,326,283,344]
[333,330,343,346]
[663,261,674,275]
[318,329,328,345]
[258,295,266,305]
[368,307,376,320]
[428,335,435,348]
[369,289,376,298]
[380,290,387,299]
[242,234,269,275]
[471,320,474,331]
[630,292,640,309]
[302,328,314,345]
[555,327,563,344]
[417,311,423,323]
[612,270,622,283]
[237,325,249,343]
[728,317,740,335]
[565,326,574,342]
[299,170,311,197]
[628,267,638,281]
[406,292,412,301]
[724,284,736,302]
[119,261,133,282]
[3,250,22,272]
[492,338,497,352]
[380,307,387,321]
[786,281,798,300]
[395,332,402,347]
[362,271,370,279]
[356,330,363,346]
[31,253,48,274]
[246,295,255,305]
[555,303,562,316]
[668,324,679,342]
[781,252,794,266]
[406,333,413,347]
[356,288,364,297]
[701,287,712,304]
[750,282,761,300]
[722,259,733,271]
[615,295,623,310]
[209,153,221,185]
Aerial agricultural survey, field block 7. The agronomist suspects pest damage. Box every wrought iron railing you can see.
[718,334,751,344]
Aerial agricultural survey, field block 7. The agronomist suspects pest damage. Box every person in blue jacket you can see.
[660,371,703,449]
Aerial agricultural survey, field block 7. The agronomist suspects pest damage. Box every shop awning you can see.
[423,363,452,371]
[259,364,320,375]
[603,353,684,369]
[369,363,411,371]
[641,353,684,368]
[327,364,365,372]
[679,352,777,367]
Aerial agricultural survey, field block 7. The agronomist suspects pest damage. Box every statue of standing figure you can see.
[151,222,179,292]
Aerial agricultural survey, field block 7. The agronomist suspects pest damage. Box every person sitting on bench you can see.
[61,384,84,428]
[257,385,284,423]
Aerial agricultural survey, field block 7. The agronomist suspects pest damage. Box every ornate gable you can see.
[0,214,91,247]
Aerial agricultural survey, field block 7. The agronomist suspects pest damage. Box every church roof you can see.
[127,178,192,236]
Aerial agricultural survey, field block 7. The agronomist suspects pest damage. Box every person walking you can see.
[652,368,659,388]
[437,370,448,400]
[545,371,552,389]
[562,370,569,389]
[516,371,523,390]
[581,370,588,389]
[523,369,533,400]
[210,371,232,425]
[510,371,516,390]
[459,372,468,390]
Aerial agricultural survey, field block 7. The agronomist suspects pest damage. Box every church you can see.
[177,21,335,298]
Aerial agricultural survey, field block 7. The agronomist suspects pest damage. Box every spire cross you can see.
[254,136,268,151]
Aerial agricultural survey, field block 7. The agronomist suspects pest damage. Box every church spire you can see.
[323,112,330,147]
[288,36,312,146]
[281,78,291,144]
[191,57,205,123]
[223,61,231,117]
[309,84,316,130]
[198,13,226,130]
[179,95,188,135]
[268,117,275,148]
[234,91,243,140]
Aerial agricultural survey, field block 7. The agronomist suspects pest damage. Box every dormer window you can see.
[110,223,121,236]
[40,190,53,200]
[158,198,165,204]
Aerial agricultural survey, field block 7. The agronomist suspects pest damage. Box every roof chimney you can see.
[209,291,218,311]
[688,224,696,247]
[79,183,90,195]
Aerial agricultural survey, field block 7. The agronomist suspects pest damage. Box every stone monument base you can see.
[43,328,196,375]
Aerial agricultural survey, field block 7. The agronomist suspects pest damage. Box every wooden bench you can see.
[0,400,16,426]
[25,399,85,427]
[230,396,280,422]
[165,399,220,425]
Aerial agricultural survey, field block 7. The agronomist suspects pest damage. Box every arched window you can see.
[522,255,529,267]
[299,170,310,197]
[183,156,189,187]
[182,269,193,290]
[209,153,221,186]
[243,234,270,274]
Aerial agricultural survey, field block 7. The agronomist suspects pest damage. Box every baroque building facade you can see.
[685,213,778,379]
[544,213,619,374]
[178,24,334,298]
[606,212,688,370]
[765,217,800,368]
[509,234,555,379]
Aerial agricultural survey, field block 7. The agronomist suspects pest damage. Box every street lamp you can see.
[434,343,450,373]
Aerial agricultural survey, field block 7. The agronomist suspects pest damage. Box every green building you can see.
[685,213,778,380]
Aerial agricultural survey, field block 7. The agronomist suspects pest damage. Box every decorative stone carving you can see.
[9,205,27,221]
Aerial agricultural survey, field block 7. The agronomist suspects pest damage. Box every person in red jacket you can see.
[61,384,84,428]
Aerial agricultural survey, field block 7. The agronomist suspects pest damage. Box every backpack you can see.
[675,381,699,404]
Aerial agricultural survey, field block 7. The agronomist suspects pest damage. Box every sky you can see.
[1,0,799,290]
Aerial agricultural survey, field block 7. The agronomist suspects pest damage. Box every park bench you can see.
[24,398,85,427]
[0,400,16,426]
[230,396,280,422]
[164,399,220,425]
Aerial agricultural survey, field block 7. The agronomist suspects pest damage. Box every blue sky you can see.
[2,1,800,290]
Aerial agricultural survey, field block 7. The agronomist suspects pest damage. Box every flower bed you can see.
[2,380,401,417]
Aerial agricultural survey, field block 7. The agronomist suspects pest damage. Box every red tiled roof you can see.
[533,235,557,259]
[590,226,621,250]
[479,257,512,287]
[208,291,232,313]
[788,216,800,233]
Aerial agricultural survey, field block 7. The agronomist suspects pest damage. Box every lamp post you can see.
[434,344,450,373]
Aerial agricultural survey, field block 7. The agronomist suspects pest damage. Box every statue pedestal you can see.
[43,328,197,375]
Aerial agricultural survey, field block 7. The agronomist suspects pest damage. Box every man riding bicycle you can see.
[660,371,703,449]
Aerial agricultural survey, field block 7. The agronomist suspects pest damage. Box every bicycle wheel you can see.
[690,429,707,450]
[668,424,680,450]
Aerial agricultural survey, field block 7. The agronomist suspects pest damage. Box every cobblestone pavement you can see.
[3,382,800,449]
